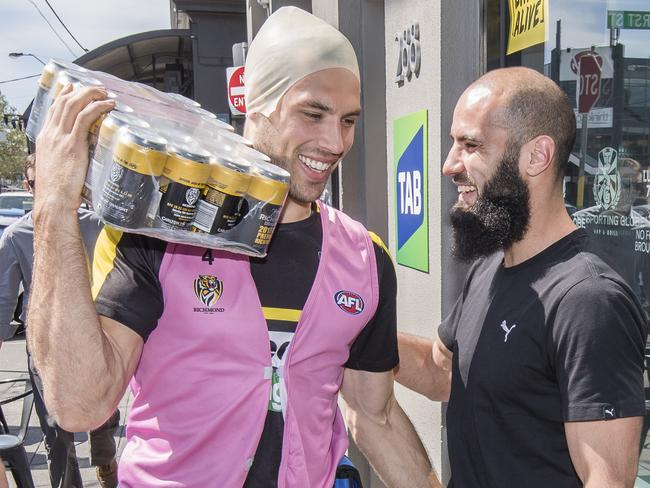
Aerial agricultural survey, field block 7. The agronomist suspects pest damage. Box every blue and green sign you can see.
[394,110,428,273]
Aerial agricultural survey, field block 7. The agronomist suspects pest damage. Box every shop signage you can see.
[507,0,548,55]
[574,107,613,129]
[593,147,621,211]
[394,110,428,273]
[607,11,650,30]
[226,66,246,116]
[578,53,602,114]
[395,22,421,85]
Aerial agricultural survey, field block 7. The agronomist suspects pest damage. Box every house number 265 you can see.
[395,22,421,85]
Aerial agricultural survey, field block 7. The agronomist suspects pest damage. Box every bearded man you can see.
[396,67,647,488]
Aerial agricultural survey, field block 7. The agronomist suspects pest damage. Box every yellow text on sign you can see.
[507,0,548,55]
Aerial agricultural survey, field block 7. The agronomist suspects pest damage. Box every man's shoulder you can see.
[76,207,100,224]
[321,203,363,228]
[95,226,168,260]
[1,212,33,242]
[543,232,643,314]
[555,231,630,287]
[319,203,375,244]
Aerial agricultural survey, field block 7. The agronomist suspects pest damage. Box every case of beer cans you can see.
[26,59,290,257]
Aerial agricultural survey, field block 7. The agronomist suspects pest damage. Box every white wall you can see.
[385,0,445,477]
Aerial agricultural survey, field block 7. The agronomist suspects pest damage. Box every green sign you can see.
[394,110,428,273]
[607,10,650,30]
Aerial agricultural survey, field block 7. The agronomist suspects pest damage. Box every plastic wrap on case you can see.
[27,59,290,257]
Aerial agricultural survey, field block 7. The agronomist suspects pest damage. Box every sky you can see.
[544,0,650,61]
[0,0,170,113]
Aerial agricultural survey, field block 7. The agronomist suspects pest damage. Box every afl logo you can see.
[335,290,365,315]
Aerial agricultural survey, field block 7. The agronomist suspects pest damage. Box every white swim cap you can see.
[245,6,360,117]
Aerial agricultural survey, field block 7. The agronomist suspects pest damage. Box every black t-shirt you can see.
[93,209,398,487]
[438,229,647,488]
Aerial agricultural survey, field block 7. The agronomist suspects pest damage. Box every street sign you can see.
[226,66,246,116]
[607,11,650,30]
[578,54,601,114]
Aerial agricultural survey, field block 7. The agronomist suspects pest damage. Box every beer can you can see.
[84,112,150,205]
[98,126,168,228]
[236,144,271,164]
[50,71,102,99]
[197,115,235,134]
[234,161,290,253]
[191,153,252,234]
[25,62,58,141]
[157,144,213,230]
[26,63,92,141]
[165,92,202,108]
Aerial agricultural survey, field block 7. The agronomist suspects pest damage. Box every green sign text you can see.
[607,10,650,30]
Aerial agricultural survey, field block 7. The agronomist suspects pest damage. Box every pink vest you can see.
[118,202,379,487]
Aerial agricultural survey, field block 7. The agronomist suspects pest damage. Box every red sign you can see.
[226,66,246,116]
[578,54,602,114]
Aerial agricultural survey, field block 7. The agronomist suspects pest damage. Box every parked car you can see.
[0,191,32,236]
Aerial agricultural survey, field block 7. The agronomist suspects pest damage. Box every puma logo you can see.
[605,408,614,416]
[500,320,517,343]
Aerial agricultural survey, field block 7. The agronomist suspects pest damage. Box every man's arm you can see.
[341,368,442,488]
[27,84,140,431]
[394,333,452,402]
[565,417,642,488]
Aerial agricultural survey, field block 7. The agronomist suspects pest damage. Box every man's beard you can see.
[251,127,327,204]
[450,147,530,262]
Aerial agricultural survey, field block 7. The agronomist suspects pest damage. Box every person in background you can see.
[0,154,120,488]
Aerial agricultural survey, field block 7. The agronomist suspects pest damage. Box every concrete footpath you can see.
[0,331,130,487]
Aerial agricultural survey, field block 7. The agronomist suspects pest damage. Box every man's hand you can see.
[395,333,452,402]
[34,84,114,215]
[341,368,443,488]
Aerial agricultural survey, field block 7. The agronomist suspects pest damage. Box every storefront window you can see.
[487,0,650,482]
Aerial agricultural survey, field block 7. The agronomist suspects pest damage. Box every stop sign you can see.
[226,66,246,116]
[578,54,602,114]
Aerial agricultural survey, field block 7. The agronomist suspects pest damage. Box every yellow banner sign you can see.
[507,0,548,55]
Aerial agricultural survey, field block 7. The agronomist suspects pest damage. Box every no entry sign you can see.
[578,54,601,114]
[226,66,246,116]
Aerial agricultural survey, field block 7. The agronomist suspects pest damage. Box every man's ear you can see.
[523,135,556,177]
[243,111,282,142]
[243,112,269,140]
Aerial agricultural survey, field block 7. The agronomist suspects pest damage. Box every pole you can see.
[550,19,561,82]
[499,0,507,67]
[577,113,589,208]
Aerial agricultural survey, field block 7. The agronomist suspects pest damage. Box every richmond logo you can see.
[193,275,223,307]
[109,164,124,183]
[186,188,200,206]
[335,290,365,315]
